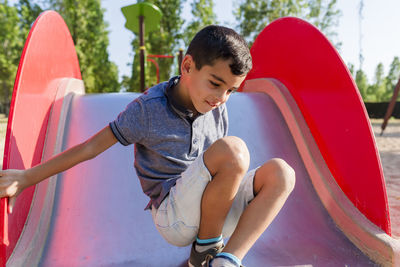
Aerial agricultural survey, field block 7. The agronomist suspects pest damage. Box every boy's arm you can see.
[0,125,118,213]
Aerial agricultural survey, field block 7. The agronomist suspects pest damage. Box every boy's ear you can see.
[181,55,193,75]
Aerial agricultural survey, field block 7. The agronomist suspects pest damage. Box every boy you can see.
[0,25,295,267]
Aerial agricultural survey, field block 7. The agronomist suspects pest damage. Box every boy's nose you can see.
[212,97,223,105]
[215,92,227,103]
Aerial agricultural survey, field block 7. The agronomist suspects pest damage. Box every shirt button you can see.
[193,139,197,144]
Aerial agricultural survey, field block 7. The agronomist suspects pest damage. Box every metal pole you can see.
[358,0,364,71]
[139,15,145,92]
[178,48,183,75]
[381,76,400,135]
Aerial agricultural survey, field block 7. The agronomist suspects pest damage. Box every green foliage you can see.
[183,0,217,47]
[0,0,42,114]
[0,0,22,114]
[120,74,133,92]
[17,0,43,40]
[384,56,400,101]
[364,63,384,102]
[1,0,119,113]
[306,0,341,46]
[234,0,341,48]
[355,69,368,99]
[52,0,119,93]
[354,57,400,102]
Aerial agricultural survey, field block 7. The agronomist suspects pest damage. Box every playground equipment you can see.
[146,54,174,85]
[147,51,184,85]
[2,10,400,266]
[122,2,162,92]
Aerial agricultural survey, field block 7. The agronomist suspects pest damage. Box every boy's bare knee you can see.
[271,158,295,194]
[215,136,250,172]
[204,136,250,176]
[256,158,296,195]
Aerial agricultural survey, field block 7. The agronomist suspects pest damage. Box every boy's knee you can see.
[257,158,296,195]
[204,136,250,176]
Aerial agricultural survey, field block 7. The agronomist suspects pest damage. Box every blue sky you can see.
[102,0,400,84]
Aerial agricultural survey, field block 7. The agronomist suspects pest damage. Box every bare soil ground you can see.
[370,118,400,238]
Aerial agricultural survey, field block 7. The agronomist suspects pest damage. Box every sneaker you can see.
[204,255,245,267]
[187,241,224,267]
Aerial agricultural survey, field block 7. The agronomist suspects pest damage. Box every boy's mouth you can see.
[206,100,218,108]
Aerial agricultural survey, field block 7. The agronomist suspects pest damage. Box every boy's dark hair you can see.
[186,25,252,76]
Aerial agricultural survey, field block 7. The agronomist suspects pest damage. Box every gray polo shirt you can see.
[109,76,228,209]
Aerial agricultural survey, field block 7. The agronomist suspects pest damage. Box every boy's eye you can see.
[227,88,237,94]
[209,80,220,87]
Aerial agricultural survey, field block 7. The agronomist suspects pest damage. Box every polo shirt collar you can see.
[165,76,200,121]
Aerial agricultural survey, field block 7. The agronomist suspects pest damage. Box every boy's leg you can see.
[188,136,248,267]
[200,136,295,261]
[199,136,250,239]
[222,158,295,260]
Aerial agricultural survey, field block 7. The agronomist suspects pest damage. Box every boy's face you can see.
[182,56,246,114]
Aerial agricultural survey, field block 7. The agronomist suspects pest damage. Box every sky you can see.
[42,0,395,84]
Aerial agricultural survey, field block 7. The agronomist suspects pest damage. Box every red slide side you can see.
[244,17,389,234]
[0,11,81,266]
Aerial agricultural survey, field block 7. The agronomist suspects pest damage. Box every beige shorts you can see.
[151,153,258,247]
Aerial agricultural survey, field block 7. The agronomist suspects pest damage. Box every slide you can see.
[2,11,400,267]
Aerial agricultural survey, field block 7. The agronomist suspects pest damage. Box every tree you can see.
[17,0,43,40]
[306,0,341,46]
[355,69,368,100]
[51,0,119,93]
[233,0,341,48]
[384,56,400,101]
[183,0,217,47]
[0,1,23,114]
[127,0,185,92]
[1,0,120,111]
[0,1,46,114]
[353,58,400,102]
[365,63,385,102]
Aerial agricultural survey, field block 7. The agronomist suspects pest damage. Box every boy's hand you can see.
[0,169,29,214]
